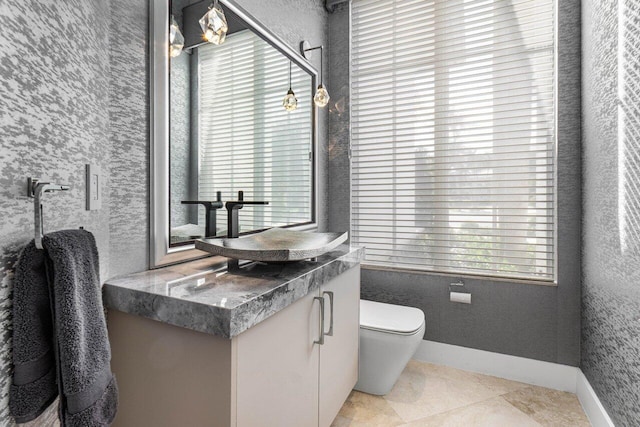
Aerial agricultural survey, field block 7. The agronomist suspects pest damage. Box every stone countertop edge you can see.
[103,245,364,339]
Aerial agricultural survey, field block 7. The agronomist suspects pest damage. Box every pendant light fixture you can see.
[300,41,330,108]
[169,15,185,57]
[199,0,228,45]
[283,61,298,111]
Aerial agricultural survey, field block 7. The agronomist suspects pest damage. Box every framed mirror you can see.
[151,0,318,267]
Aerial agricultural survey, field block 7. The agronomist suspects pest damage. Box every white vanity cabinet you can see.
[318,267,360,427]
[236,266,359,427]
[108,265,360,427]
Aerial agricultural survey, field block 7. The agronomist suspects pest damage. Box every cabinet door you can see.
[318,267,360,427]
[235,289,322,427]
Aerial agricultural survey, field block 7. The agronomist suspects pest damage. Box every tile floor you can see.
[332,360,591,427]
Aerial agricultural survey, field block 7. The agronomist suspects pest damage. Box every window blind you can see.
[351,0,556,281]
[198,30,313,234]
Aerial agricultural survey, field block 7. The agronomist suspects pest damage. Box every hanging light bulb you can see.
[314,45,330,107]
[300,42,330,108]
[169,15,185,57]
[283,62,298,111]
[199,0,228,45]
[314,84,330,108]
[283,89,298,111]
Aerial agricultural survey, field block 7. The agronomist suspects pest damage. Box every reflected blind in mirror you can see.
[351,0,556,281]
[198,30,313,234]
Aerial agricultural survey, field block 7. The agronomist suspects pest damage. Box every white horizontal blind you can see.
[198,30,313,234]
[351,0,556,280]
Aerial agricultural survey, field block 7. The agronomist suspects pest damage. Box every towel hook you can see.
[27,178,70,250]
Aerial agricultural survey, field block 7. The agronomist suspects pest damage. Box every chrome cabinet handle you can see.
[323,291,334,337]
[314,296,325,345]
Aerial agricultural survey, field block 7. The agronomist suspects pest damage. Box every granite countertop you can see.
[103,245,364,339]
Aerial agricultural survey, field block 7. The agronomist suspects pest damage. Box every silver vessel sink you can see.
[195,228,348,262]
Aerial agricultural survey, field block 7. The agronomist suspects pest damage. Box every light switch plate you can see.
[86,164,101,210]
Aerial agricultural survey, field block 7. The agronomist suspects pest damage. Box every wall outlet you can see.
[86,164,101,210]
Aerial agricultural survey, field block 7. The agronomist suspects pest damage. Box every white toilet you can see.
[354,299,425,395]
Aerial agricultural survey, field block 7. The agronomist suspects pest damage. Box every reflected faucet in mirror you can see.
[225,191,269,238]
[181,191,223,238]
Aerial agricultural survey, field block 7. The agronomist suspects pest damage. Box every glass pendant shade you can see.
[169,15,184,57]
[300,43,330,108]
[314,84,330,107]
[199,2,228,45]
[283,89,298,111]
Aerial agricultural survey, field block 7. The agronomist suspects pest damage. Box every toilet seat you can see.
[360,300,425,336]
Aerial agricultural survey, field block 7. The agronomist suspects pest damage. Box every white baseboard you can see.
[413,340,615,426]
[576,370,615,427]
[413,340,578,392]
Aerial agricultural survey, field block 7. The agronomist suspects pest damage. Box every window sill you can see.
[361,264,557,287]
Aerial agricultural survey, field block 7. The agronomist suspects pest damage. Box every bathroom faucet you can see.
[181,191,223,238]
[225,191,269,238]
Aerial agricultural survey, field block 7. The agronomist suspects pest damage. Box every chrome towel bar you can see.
[27,177,70,250]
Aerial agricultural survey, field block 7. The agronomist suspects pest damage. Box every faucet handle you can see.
[217,191,222,202]
[233,190,268,204]
[226,190,268,207]
[181,200,224,209]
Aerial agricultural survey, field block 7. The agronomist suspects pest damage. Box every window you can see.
[351,0,556,281]
[198,30,313,233]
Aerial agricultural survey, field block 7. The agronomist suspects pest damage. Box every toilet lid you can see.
[360,300,425,334]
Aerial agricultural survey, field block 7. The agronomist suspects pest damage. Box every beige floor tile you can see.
[399,396,544,427]
[502,386,591,426]
[468,370,530,395]
[331,390,405,427]
[383,361,524,422]
[332,360,591,427]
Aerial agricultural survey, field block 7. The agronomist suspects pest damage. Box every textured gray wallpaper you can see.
[327,3,351,235]
[108,0,150,278]
[582,0,640,424]
[327,1,583,365]
[0,1,111,425]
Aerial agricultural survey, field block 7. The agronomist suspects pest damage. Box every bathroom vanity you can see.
[117,0,360,423]
[103,246,363,427]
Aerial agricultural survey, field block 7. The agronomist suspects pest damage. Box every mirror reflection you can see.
[169,0,315,245]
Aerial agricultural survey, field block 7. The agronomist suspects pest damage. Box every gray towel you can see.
[10,229,118,426]
[9,241,57,422]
